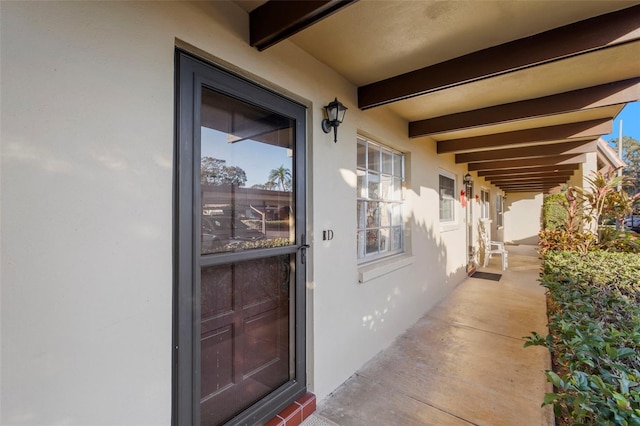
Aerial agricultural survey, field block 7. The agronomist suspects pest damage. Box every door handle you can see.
[298,235,310,264]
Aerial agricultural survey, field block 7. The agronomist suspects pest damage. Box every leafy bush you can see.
[525,251,640,424]
[544,193,569,231]
[598,228,640,254]
[238,238,291,250]
[539,228,640,255]
[203,238,291,255]
[243,219,290,231]
[538,229,597,255]
[540,172,640,254]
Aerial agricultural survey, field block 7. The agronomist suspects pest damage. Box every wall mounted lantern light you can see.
[463,173,473,198]
[321,97,347,143]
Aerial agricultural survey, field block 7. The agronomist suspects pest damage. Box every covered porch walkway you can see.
[306,245,554,426]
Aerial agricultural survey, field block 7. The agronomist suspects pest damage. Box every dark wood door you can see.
[199,256,291,425]
[175,52,307,426]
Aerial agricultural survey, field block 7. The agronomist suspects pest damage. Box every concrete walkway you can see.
[307,245,554,426]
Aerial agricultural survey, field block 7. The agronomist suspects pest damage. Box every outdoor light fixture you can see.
[322,97,347,143]
[463,173,473,198]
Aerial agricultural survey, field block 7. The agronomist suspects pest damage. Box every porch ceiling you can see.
[238,0,640,194]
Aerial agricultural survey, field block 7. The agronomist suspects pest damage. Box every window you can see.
[357,136,404,262]
[481,189,490,219]
[439,171,456,223]
[496,194,504,227]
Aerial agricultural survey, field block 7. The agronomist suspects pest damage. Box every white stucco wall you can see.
[1,2,469,424]
[574,153,599,233]
[504,192,544,245]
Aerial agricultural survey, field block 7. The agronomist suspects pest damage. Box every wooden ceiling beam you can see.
[503,179,561,183]
[250,0,357,51]
[500,182,561,188]
[492,180,568,187]
[455,140,597,163]
[500,180,565,185]
[477,164,579,176]
[413,79,638,137]
[502,183,558,186]
[485,171,574,181]
[437,119,609,154]
[495,177,568,183]
[501,188,561,192]
[490,175,572,183]
[501,184,560,190]
[467,153,586,171]
[359,6,640,109]
[498,187,565,192]
[499,178,566,183]
[501,187,560,192]
[502,190,558,194]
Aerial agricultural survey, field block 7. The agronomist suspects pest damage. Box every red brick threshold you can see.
[264,393,316,426]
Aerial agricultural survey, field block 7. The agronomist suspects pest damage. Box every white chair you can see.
[479,219,508,270]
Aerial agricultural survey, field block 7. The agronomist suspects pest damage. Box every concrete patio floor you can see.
[306,244,554,426]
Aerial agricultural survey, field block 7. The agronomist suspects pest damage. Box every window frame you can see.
[480,189,490,219]
[496,194,504,227]
[438,169,457,226]
[356,136,405,264]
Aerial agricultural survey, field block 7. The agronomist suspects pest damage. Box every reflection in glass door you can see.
[200,89,294,256]
[199,88,295,425]
[175,52,307,426]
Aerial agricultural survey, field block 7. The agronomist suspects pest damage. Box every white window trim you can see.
[439,169,459,231]
[356,136,406,264]
[496,193,505,228]
[480,188,490,220]
[358,254,415,283]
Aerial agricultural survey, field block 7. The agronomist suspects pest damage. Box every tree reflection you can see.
[267,166,292,191]
[201,156,247,186]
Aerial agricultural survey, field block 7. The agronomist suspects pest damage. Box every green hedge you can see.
[243,219,290,231]
[525,251,640,424]
[538,229,640,255]
[543,193,569,231]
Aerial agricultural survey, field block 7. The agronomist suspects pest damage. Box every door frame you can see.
[465,178,475,272]
[173,49,307,426]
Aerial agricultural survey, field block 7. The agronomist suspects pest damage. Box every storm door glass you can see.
[198,87,297,425]
[200,88,294,255]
